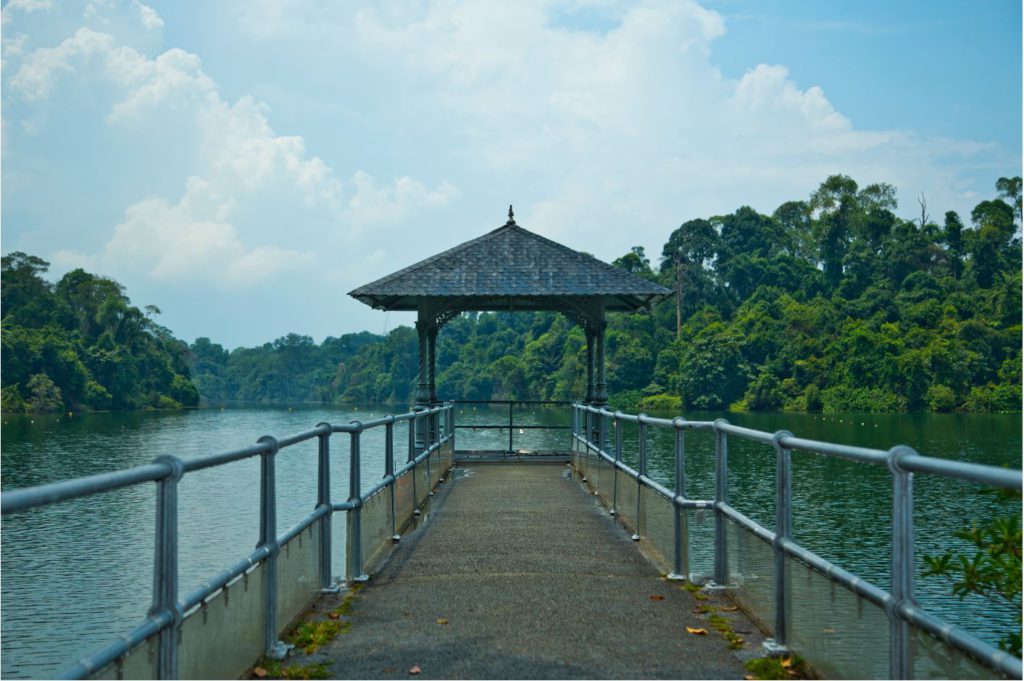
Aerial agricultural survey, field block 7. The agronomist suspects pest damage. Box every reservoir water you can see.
[1,405,1020,678]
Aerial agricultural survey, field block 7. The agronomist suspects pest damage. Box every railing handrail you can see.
[572,402,1023,679]
[1,403,457,679]
[453,399,573,405]
[575,403,1021,489]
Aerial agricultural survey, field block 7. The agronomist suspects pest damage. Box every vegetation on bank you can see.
[2,174,1019,415]
[190,175,1021,414]
[1,253,199,413]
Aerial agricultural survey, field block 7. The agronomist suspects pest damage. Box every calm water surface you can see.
[1,406,1020,678]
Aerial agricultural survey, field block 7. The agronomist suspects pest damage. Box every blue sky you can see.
[2,0,1020,349]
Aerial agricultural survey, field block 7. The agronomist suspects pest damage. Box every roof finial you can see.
[507,204,515,224]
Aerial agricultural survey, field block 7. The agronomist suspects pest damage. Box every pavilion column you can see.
[593,316,608,406]
[428,326,439,404]
[584,327,596,404]
[427,325,439,444]
[415,315,431,407]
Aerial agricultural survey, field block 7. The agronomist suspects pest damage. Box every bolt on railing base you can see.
[348,574,370,585]
[630,533,640,541]
[761,639,789,657]
[702,581,730,591]
[391,534,401,543]
[321,583,342,595]
[266,641,294,661]
[665,572,688,582]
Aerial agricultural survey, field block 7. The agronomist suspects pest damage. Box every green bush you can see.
[156,395,182,410]
[821,385,907,413]
[925,384,957,412]
[638,393,682,412]
[964,383,1022,412]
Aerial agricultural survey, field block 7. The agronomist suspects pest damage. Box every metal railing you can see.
[573,404,1022,680]
[453,400,571,454]
[1,403,455,680]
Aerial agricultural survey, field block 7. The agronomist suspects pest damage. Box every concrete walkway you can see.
[317,463,751,679]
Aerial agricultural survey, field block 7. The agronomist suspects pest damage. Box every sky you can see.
[2,0,1020,350]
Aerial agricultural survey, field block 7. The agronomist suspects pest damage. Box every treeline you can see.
[1,253,199,413]
[189,175,1021,414]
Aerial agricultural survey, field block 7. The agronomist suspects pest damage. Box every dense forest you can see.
[1,253,199,413]
[2,174,1020,414]
[189,175,1021,414]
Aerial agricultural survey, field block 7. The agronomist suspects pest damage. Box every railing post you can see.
[767,430,794,653]
[316,424,338,592]
[889,446,917,680]
[257,435,290,659]
[150,455,183,680]
[668,418,688,581]
[425,405,434,497]
[611,412,621,517]
[408,412,419,515]
[346,425,369,583]
[414,406,428,457]
[386,417,399,542]
[633,414,647,541]
[712,419,729,587]
[508,402,514,455]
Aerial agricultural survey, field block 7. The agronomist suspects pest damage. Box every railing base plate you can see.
[761,639,789,657]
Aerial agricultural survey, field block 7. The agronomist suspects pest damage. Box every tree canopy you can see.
[184,175,1020,414]
[5,174,1019,415]
[1,255,199,413]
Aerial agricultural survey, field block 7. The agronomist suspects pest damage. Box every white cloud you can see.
[133,1,163,30]
[9,21,455,295]
[2,0,53,17]
[4,0,1011,346]
[346,171,458,229]
[56,176,313,288]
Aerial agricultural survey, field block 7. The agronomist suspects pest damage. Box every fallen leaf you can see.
[253,667,268,679]
[328,612,341,619]
[649,594,665,601]
[685,627,708,635]
[721,605,738,612]
[780,657,793,669]
[436,618,449,625]
[409,665,422,675]
[744,675,756,680]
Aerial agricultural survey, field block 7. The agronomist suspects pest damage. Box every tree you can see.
[612,246,654,278]
[661,219,718,339]
[943,211,965,280]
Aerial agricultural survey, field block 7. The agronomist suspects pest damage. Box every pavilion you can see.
[349,207,671,408]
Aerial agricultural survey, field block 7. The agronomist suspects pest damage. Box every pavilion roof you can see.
[349,210,671,313]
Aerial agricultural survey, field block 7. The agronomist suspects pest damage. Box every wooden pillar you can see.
[428,326,438,404]
[585,327,596,404]
[415,311,430,406]
[593,312,608,406]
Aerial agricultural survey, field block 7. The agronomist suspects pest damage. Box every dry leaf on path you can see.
[253,667,268,679]
[781,657,793,668]
[409,665,422,675]
[328,612,340,619]
[436,618,449,625]
[685,627,708,635]
[721,605,738,612]
[649,594,665,601]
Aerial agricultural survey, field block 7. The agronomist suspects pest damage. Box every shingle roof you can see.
[349,213,671,313]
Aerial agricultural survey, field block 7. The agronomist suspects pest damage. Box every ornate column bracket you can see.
[556,297,607,405]
[415,298,472,406]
